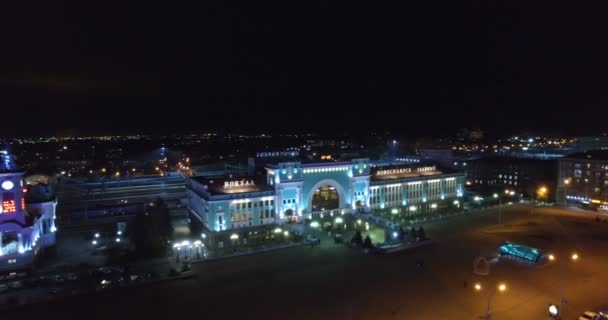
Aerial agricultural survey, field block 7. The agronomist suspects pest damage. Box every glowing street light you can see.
[493,193,499,199]
[335,217,343,224]
[474,283,482,291]
[274,228,283,234]
[548,304,559,318]
[310,221,320,228]
[230,234,239,240]
[571,253,579,261]
[498,283,507,292]
[548,253,555,261]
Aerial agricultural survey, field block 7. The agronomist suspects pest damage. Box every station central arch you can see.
[307,179,346,212]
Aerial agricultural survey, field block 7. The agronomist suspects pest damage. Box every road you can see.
[4,205,608,320]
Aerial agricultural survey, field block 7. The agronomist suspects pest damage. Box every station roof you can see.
[370,163,455,181]
[191,176,272,195]
[564,150,608,160]
[265,161,352,169]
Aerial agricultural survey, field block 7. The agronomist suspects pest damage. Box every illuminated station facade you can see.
[0,151,57,274]
[187,158,464,232]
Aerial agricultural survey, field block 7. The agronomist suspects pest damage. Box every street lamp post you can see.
[563,179,570,207]
[532,186,548,215]
[475,282,507,320]
[493,193,502,225]
[548,252,580,316]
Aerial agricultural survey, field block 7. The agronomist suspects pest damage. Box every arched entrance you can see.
[311,185,339,211]
[308,179,346,212]
[283,209,296,223]
[355,200,365,212]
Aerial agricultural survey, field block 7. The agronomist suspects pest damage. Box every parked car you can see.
[52,275,65,284]
[579,311,608,320]
[8,281,22,289]
[65,273,79,281]
[96,279,113,291]
[0,283,9,294]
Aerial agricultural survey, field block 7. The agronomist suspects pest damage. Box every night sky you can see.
[2,2,608,137]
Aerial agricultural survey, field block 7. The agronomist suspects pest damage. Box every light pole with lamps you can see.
[474,282,508,320]
[493,193,502,224]
[563,179,571,207]
[532,186,548,215]
[547,252,580,316]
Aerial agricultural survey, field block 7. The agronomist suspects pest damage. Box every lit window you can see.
[2,200,16,213]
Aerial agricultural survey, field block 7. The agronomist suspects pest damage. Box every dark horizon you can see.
[3,2,608,137]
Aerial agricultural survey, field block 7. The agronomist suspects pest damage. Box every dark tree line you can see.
[128,198,173,258]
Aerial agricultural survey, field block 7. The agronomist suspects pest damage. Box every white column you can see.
[296,187,302,215]
[18,233,24,253]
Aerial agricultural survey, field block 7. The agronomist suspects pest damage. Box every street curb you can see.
[188,241,318,264]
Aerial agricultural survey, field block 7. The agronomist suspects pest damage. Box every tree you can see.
[363,235,373,248]
[128,198,173,258]
[398,226,405,241]
[351,230,363,245]
[409,227,417,239]
[416,226,426,240]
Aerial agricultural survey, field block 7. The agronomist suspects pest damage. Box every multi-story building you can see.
[557,151,608,210]
[465,156,557,199]
[187,159,464,232]
[0,151,57,275]
[571,136,608,153]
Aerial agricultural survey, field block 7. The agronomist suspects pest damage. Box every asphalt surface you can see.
[4,205,608,320]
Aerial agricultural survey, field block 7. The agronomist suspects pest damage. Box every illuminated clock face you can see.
[1,180,14,191]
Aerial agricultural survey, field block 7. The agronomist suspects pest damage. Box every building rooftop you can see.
[370,164,456,181]
[265,161,352,169]
[563,150,608,160]
[191,176,273,196]
[0,151,20,173]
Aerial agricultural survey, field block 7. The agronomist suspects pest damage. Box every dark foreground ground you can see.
[4,205,608,320]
